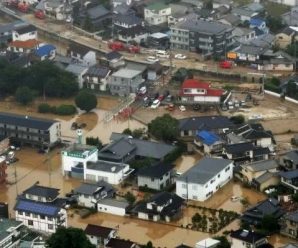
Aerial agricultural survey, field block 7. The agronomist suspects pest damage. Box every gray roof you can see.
[0,219,23,241]
[254,171,277,184]
[85,65,110,78]
[281,150,298,163]
[126,62,147,73]
[177,157,233,184]
[114,14,142,26]
[0,112,57,130]
[220,14,241,26]
[87,5,110,19]
[86,160,128,173]
[110,133,175,160]
[232,7,255,17]
[74,181,114,196]
[23,185,59,199]
[234,44,267,55]
[245,160,279,172]
[249,33,275,48]
[112,68,142,79]
[173,18,232,35]
[138,162,173,178]
[65,63,88,75]
[279,169,298,180]
[283,211,298,223]
[98,198,129,208]
[0,21,24,34]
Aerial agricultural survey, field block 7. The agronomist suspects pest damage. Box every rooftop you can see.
[14,24,37,35]
[9,39,41,49]
[279,169,298,179]
[35,44,56,57]
[85,224,115,238]
[0,218,23,241]
[23,185,59,200]
[65,63,88,75]
[0,112,57,130]
[138,162,173,178]
[177,157,233,184]
[74,181,114,196]
[283,210,298,223]
[196,130,221,146]
[112,68,142,79]
[98,199,129,208]
[85,65,110,78]
[224,142,255,154]
[63,144,98,158]
[245,159,279,172]
[86,160,128,173]
[106,238,135,248]
[230,229,265,243]
[146,2,168,11]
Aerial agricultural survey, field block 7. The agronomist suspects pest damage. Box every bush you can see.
[86,137,102,149]
[55,104,77,115]
[38,103,52,113]
[230,114,245,125]
[15,86,36,105]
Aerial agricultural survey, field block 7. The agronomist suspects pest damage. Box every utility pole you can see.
[47,152,52,187]
[14,164,18,196]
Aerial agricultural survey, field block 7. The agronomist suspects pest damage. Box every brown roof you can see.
[9,39,41,49]
[106,238,136,248]
[84,224,114,238]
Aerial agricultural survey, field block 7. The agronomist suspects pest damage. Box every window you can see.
[28,220,33,226]
[48,224,53,230]
[182,194,187,198]
[192,185,197,190]
[192,195,197,200]
[182,183,187,189]
[40,215,45,219]
[210,179,215,184]
[225,166,230,172]
[151,178,155,182]
[25,212,30,217]
[48,217,53,221]
[33,214,38,218]
[217,174,220,178]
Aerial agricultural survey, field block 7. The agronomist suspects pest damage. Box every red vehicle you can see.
[108,41,140,53]
[35,10,45,19]
[158,94,165,102]
[18,2,29,12]
[126,45,140,53]
[219,60,233,69]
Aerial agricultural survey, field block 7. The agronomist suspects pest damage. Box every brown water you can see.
[175,154,202,173]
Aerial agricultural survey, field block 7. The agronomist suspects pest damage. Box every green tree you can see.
[260,215,279,233]
[213,236,230,248]
[86,137,102,149]
[148,114,178,142]
[75,90,97,112]
[124,192,136,205]
[229,114,245,124]
[142,241,154,248]
[266,16,286,34]
[83,15,93,32]
[15,86,35,105]
[292,193,298,203]
[46,227,95,248]
[122,128,133,135]
[205,0,213,10]
[132,128,144,138]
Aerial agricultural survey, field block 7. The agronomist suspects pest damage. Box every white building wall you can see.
[97,203,126,216]
[144,7,171,25]
[257,137,272,148]
[77,195,96,208]
[48,122,61,145]
[176,162,233,201]
[84,167,126,185]
[12,30,37,42]
[83,52,97,66]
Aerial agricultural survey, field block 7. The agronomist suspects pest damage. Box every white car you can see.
[151,99,161,109]
[147,56,159,63]
[66,16,73,23]
[175,54,187,60]
[179,105,186,112]
[156,50,170,58]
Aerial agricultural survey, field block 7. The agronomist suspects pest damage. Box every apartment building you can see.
[0,112,61,149]
[170,17,234,56]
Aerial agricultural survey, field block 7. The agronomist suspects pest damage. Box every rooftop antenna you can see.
[76,129,83,144]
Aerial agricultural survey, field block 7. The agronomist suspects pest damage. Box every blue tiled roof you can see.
[15,199,60,217]
[250,18,264,27]
[197,130,220,145]
[35,44,56,57]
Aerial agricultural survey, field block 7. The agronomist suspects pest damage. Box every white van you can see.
[156,50,170,58]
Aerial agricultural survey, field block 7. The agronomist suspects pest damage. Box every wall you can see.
[49,122,61,146]
[77,194,96,208]
[97,203,126,216]
[83,51,97,66]
[12,30,37,42]
[264,91,298,105]
[138,172,171,190]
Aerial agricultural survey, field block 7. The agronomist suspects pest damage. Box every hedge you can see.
[38,103,77,115]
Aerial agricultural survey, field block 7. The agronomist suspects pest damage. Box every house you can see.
[85,224,116,248]
[231,44,268,63]
[97,199,129,216]
[194,130,224,154]
[101,51,125,69]
[238,159,279,187]
[279,150,298,171]
[176,157,233,201]
[241,198,284,225]
[178,116,235,141]
[42,0,72,20]
[167,3,191,26]
[34,44,56,61]
[195,238,220,248]
[232,123,274,149]
[67,44,97,66]
[85,160,133,185]
[170,17,234,56]
[250,18,268,34]
[65,63,89,89]
[232,27,256,43]
[280,211,298,239]
[144,2,171,26]
[0,112,61,149]
[146,32,170,50]
[223,142,270,164]
[219,14,241,26]
[109,67,145,96]
[7,39,41,54]
[230,229,272,248]
[276,27,296,49]
[147,62,163,81]
[107,132,175,162]
[83,65,111,91]
[258,50,295,71]
[15,184,67,233]
[74,181,115,208]
[0,137,9,155]
[133,192,184,222]
[232,3,264,22]
[118,25,148,43]
[0,21,25,44]
[268,0,298,6]
[280,169,298,193]
[282,7,298,26]
[178,79,224,105]
[0,157,7,184]
[213,0,232,9]
[176,244,192,248]
[106,238,138,248]
[61,143,98,179]
[280,244,298,248]
[137,162,174,190]
[12,24,37,42]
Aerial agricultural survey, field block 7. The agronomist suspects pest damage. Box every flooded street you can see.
[175,154,202,173]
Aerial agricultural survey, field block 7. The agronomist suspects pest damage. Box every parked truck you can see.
[108,41,140,53]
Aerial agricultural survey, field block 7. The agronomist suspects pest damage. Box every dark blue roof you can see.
[35,44,56,57]
[250,18,265,27]
[15,199,60,217]
[279,169,298,179]
[197,130,220,145]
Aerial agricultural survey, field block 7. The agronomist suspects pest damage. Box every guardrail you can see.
[264,90,298,105]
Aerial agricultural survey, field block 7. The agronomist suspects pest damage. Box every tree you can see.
[122,128,132,135]
[205,0,213,10]
[292,192,298,203]
[83,15,93,32]
[132,128,144,139]
[260,215,279,233]
[75,90,97,112]
[266,16,285,34]
[124,192,136,205]
[148,114,178,142]
[46,227,95,248]
[86,137,102,149]
[213,236,230,248]
[15,86,35,105]
[142,241,153,248]
[229,114,245,124]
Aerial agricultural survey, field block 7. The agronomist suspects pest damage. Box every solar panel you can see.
[16,200,59,216]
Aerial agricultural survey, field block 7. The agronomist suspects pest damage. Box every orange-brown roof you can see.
[9,39,41,49]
